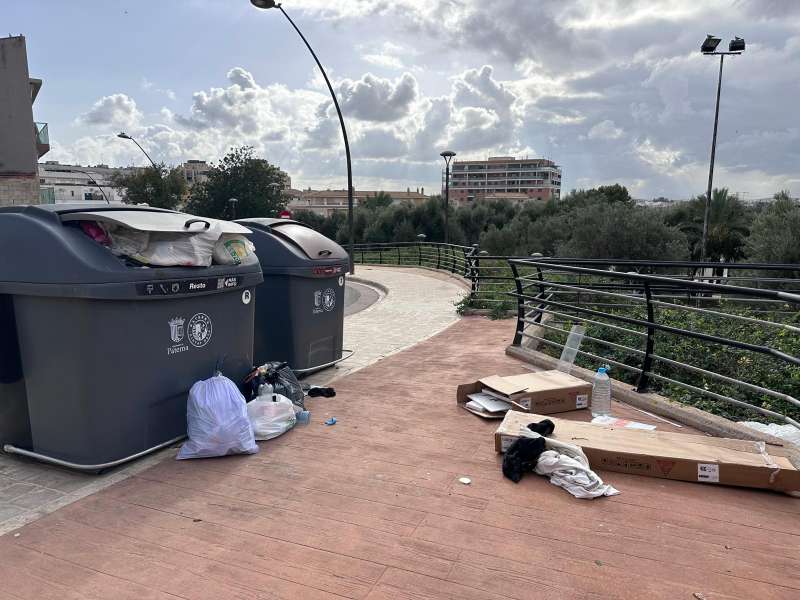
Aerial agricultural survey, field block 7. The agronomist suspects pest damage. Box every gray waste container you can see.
[0,203,263,470]
[236,218,349,372]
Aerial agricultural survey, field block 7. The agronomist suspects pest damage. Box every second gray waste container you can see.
[237,218,349,372]
[0,203,263,470]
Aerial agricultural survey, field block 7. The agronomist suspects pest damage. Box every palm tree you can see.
[674,188,751,262]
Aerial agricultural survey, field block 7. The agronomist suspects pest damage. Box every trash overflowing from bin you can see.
[0,203,262,471]
[69,209,256,268]
[177,374,259,460]
[242,362,305,410]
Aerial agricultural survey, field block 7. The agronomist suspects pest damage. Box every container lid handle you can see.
[184,218,211,230]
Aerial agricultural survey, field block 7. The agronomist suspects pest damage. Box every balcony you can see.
[34,122,49,157]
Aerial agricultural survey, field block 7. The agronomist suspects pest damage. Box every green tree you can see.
[667,188,751,261]
[360,191,393,210]
[185,146,286,219]
[557,203,689,260]
[110,163,186,210]
[748,191,800,267]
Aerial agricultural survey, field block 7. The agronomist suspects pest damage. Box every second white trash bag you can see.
[213,234,259,266]
[247,393,296,440]
[177,374,259,459]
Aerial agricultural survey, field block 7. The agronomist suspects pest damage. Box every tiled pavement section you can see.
[306,265,468,384]
[0,266,466,534]
[2,317,798,599]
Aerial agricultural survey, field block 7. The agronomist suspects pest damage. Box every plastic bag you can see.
[265,362,305,410]
[108,225,149,257]
[136,224,221,267]
[177,374,259,460]
[213,234,258,266]
[247,393,296,440]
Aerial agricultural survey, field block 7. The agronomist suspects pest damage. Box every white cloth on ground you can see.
[519,426,619,499]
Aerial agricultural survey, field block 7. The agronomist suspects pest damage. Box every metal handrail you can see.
[509,257,800,429]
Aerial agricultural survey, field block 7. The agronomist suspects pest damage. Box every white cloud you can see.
[587,119,624,140]
[79,93,141,129]
[337,72,419,122]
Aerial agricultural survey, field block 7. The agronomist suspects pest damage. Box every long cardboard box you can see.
[457,370,591,418]
[494,411,800,494]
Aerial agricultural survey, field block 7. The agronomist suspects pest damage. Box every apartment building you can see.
[0,35,49,205]
[38,161,138,203]
[289,189,428,216]
[448,156,561,205]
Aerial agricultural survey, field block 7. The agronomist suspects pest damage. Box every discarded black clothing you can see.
[527,419,555,437]
[502,437,546,483]
[308,386,336,398]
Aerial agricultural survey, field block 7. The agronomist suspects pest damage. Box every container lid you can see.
[61,210,250,235]
[237,218,349,262]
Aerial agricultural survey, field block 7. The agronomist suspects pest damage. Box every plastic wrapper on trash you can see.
[134,223,222,267]
[213,234,259,266]
[247,393,297,440]
[107,224,150,258]
[177,374,259,460]
[79,221,111,246]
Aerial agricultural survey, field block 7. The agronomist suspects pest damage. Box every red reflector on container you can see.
[312,266,342,276]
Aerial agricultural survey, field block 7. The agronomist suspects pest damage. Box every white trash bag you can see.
[246,393,296,441]
[177,374,259,460]
[213,234,259,266]
[137,224,221,267]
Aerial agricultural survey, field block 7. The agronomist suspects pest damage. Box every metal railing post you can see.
[635,281,656,392]
[451,246,457,273]
[418,243,422,266]
[436,244,441,270]
[379,247,383,264]
[534,265,546,323]
[397,245,402,265]
[510,260,525,346]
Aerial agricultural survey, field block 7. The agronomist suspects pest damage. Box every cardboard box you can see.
[494,411,800,494]
[457,370,592,418]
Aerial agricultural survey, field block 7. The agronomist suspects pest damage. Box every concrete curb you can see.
[505,344,792,447]
[356,263,472,292]
[348,275,389,296]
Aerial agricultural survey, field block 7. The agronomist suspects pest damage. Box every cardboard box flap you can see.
[478,375,529,397]
[504,370,587,393]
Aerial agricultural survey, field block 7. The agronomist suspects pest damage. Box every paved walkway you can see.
[0,266,466,534]
[306,266,467,384]
[2,317,797,599]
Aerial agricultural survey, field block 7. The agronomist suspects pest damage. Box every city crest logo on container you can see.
[168,317,185,343]
[187,313,213,348]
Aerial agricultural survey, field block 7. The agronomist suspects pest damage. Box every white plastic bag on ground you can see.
[136,224,221,267]
[177,374,259,459]
[247,393,296,440]
[213,234,258,266]
[740,421,800,448]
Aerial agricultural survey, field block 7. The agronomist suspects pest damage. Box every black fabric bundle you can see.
[502,419,556,483]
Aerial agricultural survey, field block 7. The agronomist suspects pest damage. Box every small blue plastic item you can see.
[324,416,337,426]
[296,410,311,425]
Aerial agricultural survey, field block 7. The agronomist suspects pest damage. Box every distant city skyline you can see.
[8,0,800,199]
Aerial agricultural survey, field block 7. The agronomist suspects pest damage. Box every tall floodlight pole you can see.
[440,150,456,244]
[251,0,355,272]
[700,35,745,261]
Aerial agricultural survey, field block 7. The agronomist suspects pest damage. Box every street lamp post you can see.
[72,169,110,204]
[439,150,456,245]
[228,198,239,220]
[250,0,354,273]
[117,132,157,168]
[700,35,745,261]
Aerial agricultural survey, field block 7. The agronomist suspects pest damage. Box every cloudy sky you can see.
[11,0,800,199]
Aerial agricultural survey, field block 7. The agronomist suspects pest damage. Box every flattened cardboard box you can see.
[456,370,592,418]
[494,411,800,494]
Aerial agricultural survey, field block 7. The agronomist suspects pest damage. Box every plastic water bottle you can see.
[591,367,611,417]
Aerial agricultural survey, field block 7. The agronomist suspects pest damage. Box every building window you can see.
[70,190,74,197]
